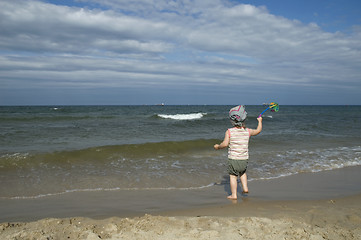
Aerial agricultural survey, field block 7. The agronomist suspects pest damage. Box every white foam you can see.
[3,183,217,200]
[250,146,361,181]
[1,152,29,160]
[158,113,206,120]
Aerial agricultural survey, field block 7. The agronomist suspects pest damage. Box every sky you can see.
[0,0,360,105]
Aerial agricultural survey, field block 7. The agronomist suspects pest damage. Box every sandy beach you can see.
[1,166,361,239]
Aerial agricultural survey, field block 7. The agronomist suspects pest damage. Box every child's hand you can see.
[214,144,219,150]
[257,117,263,122]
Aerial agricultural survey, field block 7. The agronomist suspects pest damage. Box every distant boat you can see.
[156,103,165,106]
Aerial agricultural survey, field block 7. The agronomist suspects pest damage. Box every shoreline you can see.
[1,165,361,223]
[1,166,361,239]
[1,195,361,239]
[1,193,361,239]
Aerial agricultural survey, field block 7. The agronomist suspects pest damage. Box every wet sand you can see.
[1,166,361,239]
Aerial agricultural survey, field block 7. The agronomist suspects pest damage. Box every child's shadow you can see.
[220,175,231,194]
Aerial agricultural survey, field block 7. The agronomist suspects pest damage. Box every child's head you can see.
[229,105,247,127]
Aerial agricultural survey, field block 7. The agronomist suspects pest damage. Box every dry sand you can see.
[1,166,361,239]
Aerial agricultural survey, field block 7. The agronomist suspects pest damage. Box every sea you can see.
[1,105,360,199]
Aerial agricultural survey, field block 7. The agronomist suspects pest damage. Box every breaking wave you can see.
[157,113,206,120]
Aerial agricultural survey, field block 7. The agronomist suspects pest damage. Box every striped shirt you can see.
[228,127,251,160]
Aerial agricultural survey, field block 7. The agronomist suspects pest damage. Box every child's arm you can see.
[214,130,230,150]
[249,117,263,136]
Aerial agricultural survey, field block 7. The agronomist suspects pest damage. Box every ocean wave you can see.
[0,115,116,122]
[157,113,206,120]
[0,139,218,169]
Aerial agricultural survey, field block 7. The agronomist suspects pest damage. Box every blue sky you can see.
[0,0,360,105]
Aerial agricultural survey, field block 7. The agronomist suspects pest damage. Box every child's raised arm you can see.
[214,130,230,150]
[249,117,263,136]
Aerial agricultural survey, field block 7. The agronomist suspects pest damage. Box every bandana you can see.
[229,105,247,126]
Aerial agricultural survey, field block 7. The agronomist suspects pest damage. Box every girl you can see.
[214,105,262,200]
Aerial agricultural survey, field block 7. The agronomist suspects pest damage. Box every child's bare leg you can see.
[228,175,238,200]
[240,173,248,193]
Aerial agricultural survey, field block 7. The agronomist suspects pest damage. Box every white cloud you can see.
[0,0,176,55]
[0,0,360,104]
